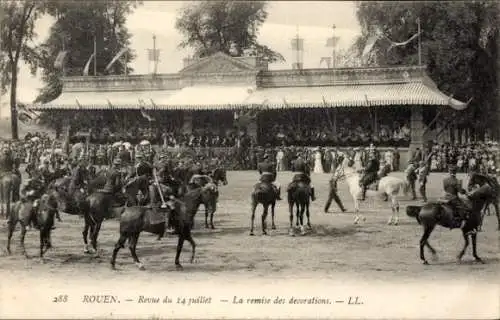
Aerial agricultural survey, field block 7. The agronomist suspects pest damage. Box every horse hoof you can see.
[387,220,393,225]
[110,264,117,270]
[175,264,183,271]
[272,225,276,230]
[136,263,146,270]
[249,232,254,236]
[393,221,399,226]
[423,260,429,265]
[475,258,485,264]
[262,231,268,236]
[211,226,215,230]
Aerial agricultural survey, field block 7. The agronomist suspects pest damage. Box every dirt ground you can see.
[1,170,499,284]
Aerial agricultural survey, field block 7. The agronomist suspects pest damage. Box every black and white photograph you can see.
[0,0,498,318]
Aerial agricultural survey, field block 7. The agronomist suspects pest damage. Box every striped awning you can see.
[159,85,255,110]
[246,82,468,110]
[31,90,176,110]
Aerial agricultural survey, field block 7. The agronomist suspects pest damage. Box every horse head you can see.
[211,168,228,186]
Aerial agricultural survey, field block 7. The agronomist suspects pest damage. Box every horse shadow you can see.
[306,224,361,238]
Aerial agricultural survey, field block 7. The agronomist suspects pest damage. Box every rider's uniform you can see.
[257,156,281,200]
[288,157,315,201]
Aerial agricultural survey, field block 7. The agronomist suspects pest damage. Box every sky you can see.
[0,1,361,117]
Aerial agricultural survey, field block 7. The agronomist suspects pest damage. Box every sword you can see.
[153,167,167,209]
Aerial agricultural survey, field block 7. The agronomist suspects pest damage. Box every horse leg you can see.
[457,230,470,263]
[110,234,127,270]
[250,199,257,236]
[271,202,276,230]
[186,232,196,263]
[299,204,306,236]
[204,204,209,229]
[288,200,294,236]
[420,224,435,265]
[129,233,145,270]
[82,216,91,254]
[261,204,268,235]
[306,202,312,230]
[6,219,16,255]
[210,201,216,229]
[471,232,484,264]
[91,221,102,257]
[353,197,361,224]
[20,223,28,258]
[494,202,500,231]
[175,235,185,270]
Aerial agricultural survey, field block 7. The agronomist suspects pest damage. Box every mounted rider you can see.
[442,164,471,229]
[288,154,315,201]
[188,159,212,187]
[257,153,281,200]
[359,151,380,201]
[100,158,124,196]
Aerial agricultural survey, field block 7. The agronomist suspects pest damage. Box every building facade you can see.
[32,52,467,160]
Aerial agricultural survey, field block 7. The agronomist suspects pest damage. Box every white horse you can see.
[332,157,408,225]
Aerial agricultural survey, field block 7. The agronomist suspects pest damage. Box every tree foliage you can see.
[0,0,46,139]
[354,1,499,138]
[35,0,140,105]
[175,1,284,63]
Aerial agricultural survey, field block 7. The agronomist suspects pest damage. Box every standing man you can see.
[405,160,418,200]
[416,160,429,202]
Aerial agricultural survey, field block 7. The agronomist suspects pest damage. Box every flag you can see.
[148,49,160,61]
[140,106,155,122]
[386,31,420,52]
[291,38,304,51]
[17,103,40,121]
[320,57,332,68]
[83,53,95,76]
[54,50,68,69]
[326,36,339,47]
[361,34,382,61]
[105,48,128,72]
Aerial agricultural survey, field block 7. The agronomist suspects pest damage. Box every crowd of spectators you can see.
[425,142,498,174]
[261,119,411,147]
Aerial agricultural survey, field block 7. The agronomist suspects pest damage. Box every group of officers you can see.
[2,137,498,232]
[255,146,498,230]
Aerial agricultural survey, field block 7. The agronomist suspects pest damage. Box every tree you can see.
[175,1,284,63]
[0,0,46,140]
[354,1,499,139]
[35,1,140,106]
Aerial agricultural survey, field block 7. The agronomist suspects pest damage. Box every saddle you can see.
[259,172,274,184]
[145,207,168,225]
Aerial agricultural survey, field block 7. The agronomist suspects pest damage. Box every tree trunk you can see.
[10,65,19,140]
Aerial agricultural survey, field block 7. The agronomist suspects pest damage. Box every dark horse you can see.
[188,175,220,229]
[250,177,278,236]
[406,184,495,265]
[467,173,499,230]
[287,181,311,236]
[7,193,58,259]
[110,186,203,270]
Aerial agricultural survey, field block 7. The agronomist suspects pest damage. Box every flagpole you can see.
[417,17,422,67]
[153,34,157,75]
[61,35,66,76]
[93,35,97,76]
[331,24,336,69]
